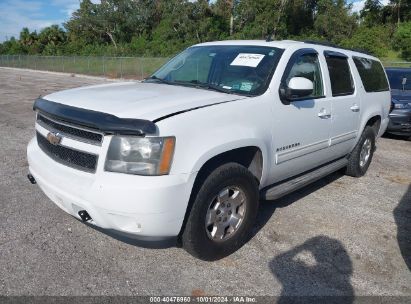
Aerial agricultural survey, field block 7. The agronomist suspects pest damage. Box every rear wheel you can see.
[182,163,259,261]
[345,126,376,177]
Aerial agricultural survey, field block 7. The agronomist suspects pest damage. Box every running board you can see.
[261,158,348,201]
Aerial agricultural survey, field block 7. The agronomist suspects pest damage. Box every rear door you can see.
[323,51,360,156]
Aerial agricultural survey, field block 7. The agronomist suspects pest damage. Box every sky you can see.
[0,0,390,42]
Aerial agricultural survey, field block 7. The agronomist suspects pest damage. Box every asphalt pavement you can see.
[0,68,410,298]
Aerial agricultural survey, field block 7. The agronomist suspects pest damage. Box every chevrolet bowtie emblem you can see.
[46,132,62,145]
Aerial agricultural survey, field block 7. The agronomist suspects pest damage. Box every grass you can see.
[381,50,411,67]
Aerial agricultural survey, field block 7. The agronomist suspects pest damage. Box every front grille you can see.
[37,114,103,145]
[37,132,98,173]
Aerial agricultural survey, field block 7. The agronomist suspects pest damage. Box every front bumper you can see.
[27,137,196,243]
[387,109,411,135]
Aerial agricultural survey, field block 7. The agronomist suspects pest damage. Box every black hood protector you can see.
[33,98,157,136]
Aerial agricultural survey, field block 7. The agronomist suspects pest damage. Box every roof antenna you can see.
[266,31,275,42]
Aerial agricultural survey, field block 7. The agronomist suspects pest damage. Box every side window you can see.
[284,53,324,98]
[325,55,354,96]
[353,57,389,92]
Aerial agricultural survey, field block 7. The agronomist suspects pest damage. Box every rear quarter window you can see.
[353,57,389,92]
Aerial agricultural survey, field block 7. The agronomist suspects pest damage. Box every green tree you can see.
[360,0,383,26]
[389,0,411,26]
[212,0,234,36]
[39,25,66,46]
[0,0,408,58]
[0,37,24,54]
[314,0,358,43]
[233,0,287,39]
[18,27,43,54]
[283,0,317,37]
[64,0,102,45]
[341,25,390,57]
[393,21,411,59]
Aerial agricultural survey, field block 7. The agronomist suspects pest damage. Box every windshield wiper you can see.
[144,75,172,85]
[145,78,247,95]
[178,80,236,95]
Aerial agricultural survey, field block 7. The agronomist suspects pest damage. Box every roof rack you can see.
[302,40,372,56]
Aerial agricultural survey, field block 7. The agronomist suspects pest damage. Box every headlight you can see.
[105,136,175,175]
[392,99,411,109]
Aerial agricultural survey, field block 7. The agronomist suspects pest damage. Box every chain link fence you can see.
[382,61,411,68]
[0,55,169,80]
[0,55,409,80]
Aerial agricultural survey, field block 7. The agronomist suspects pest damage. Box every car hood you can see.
[43,81,246,121]
[391,89,411,102]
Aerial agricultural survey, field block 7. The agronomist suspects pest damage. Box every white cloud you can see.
[0,0,101,42]
[0,0,62,42]
[52,0,82,18]
[350,0,390,14]
[50,0,100,18]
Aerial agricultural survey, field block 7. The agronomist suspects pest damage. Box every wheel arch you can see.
[360,114,382,138]
[194,146,264,184]
[365,115,382,136]
[177,145,264,242]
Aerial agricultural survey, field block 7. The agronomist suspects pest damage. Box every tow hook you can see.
[78,210,92,222]
[27,174,36,184]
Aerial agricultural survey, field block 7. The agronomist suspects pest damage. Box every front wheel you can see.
[345,126,376,177]
[182,163,259,261]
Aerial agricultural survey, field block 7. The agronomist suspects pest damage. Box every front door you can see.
[270,49,333,183]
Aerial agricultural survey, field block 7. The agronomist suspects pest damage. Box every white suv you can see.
[27,40,391,260]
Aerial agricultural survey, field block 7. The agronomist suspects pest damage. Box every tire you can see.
[345,126,376,177]
[182,163,259,261]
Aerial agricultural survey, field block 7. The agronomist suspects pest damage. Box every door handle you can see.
[318,108,331,119]
[350,104,360,112]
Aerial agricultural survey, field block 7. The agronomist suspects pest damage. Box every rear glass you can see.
[353,57,389,92]
[386,69,411,91]
[325,56,354,96]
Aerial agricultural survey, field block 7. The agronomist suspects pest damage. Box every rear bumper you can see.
[387,110,411,135]
[27,137,196,241]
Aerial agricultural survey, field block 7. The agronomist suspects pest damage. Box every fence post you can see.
[140,58,144,80]
[120,57,123,79]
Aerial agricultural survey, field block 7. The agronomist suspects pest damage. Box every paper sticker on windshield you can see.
[230,53,265,67]
[240,82,253,92]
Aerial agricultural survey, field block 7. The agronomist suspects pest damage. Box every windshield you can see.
[146,45,283,96]
[386,70,411,91]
